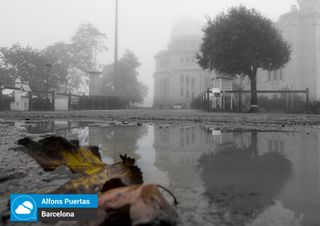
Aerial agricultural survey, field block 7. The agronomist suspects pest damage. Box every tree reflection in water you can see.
[198,131,292,225]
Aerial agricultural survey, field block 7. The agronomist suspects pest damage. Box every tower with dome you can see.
[153,18,215,109]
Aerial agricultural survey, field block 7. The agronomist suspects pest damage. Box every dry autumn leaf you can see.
[95,184,178,226]
[53,155,143,194]
[18,136,105,175]
[17,136,143,193]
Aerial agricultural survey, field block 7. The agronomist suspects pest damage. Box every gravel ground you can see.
[1,109,320,129]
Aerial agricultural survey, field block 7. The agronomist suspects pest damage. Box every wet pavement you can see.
[0,120,320,226]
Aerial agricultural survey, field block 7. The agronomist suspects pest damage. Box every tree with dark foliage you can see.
[71,23,107,72]
[0,44,49,91]
[0,24,107,93]
[103,50,148,106]
[198,6,291,112]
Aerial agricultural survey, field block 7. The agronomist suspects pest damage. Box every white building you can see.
[10,77,30,111]
[153,18,215,109]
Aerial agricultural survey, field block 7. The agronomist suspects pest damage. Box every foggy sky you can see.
[0,0,298,106]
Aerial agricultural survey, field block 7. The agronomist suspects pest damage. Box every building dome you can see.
[171,18,203,42]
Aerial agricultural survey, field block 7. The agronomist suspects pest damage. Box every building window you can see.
[186,57,189,63]
[268,140,272,152]
[267,71,271,81]
[191,78,195,87]
[280,140,284,154]
[274,140,279,152]
[279,69,283,80]
[160,79,163,98]
[180,74,184,83]
[180,57,184,63]
[181,75,184,96]
[180,137,184,147]
[186,90,190,98]
[191,92,195,100]
[186,76,189,85]
[273,70,278,80]
[160,59,169,66]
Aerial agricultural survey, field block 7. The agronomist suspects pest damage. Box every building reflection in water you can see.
[153,126,320,226]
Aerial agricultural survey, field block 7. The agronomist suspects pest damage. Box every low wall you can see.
[10,96,29,111]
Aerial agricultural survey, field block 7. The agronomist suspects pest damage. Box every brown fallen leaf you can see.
[53,155,143,194]
[18,136,105,175]
[17,136,143,194]
[96,184,178,226]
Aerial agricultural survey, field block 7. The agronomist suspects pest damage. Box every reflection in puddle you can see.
[20,122,320,226]
[199,134,292,225]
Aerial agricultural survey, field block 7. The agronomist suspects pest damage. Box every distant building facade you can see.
[240,0,320,101]
[153,19,215,109]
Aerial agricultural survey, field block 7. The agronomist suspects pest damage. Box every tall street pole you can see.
[114,0,119,95]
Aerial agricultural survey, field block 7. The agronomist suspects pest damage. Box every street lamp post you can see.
[114,0,119,95]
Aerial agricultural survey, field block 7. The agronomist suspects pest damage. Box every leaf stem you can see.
[157,184,178,205]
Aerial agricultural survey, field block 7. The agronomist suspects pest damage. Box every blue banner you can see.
[10,194,98,222]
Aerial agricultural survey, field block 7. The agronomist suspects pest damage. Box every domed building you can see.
[153,18,215,109]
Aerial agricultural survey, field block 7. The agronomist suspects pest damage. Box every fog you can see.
[0,0,298,106]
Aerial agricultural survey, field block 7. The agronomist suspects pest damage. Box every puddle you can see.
[9,121,320,225]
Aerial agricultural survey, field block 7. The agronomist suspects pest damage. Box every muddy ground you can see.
[1,109,320,129]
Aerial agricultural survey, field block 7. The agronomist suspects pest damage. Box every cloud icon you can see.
[22,201,33,210]
[15,205,31,215]
[11,195,37,221]
[15,201,34,215]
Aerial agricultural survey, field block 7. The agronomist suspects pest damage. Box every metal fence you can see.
[197,88,310,113]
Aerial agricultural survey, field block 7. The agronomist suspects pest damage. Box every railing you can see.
[199,88,310,113]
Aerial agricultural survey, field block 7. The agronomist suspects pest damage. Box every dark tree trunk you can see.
[248,68,258,113]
